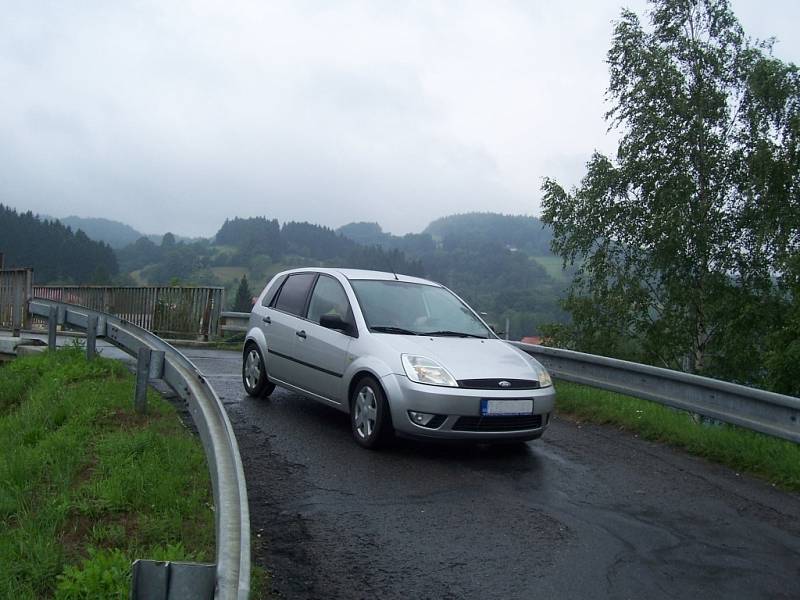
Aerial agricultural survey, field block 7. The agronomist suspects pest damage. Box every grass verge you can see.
[555,380,800,492]
[0,346,214,599]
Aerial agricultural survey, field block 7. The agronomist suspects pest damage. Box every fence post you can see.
[23,269,33,331]
[47,305,58,350]
[135,347,152,414]
[200,288,213,341]
[86,315,98,360]
[12,272,22,337]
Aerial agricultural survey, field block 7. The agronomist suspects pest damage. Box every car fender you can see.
[244,323,269,362]
[341,354,394,411]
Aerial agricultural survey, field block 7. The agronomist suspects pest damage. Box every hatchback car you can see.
[242,268,555,448]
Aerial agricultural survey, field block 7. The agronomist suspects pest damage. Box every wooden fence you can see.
[0,268,33,334]
[32,285,225,340]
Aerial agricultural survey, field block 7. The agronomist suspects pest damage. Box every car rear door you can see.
[263,272,317,385]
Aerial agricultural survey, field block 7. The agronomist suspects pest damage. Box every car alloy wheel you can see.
[354,385,377,439]
[242,344,275,398]
[350,376,392,448]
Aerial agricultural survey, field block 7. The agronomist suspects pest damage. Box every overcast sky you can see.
[1,1,797,237]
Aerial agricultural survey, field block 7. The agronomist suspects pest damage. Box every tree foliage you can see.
[0,205,118,283]
[215,217,284,259]
[542,0,799,387]
[233,275,253,312]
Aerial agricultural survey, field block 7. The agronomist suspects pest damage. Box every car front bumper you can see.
[380,373,556,441]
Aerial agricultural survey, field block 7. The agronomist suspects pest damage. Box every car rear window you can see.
[273,273,317,316]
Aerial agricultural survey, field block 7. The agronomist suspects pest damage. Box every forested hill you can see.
[423,213,552,255]
[0,205,118,283]
[211,218,423,274]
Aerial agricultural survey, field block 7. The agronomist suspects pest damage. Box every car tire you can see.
[350,376,393,449]
[242,343,275,398]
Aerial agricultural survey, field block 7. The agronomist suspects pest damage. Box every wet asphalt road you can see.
[183,348,800,600]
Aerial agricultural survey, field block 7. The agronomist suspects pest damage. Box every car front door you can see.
[293,274,355,403]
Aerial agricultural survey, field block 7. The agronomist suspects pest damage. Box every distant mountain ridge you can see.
[58,216,145,249]
[56,216,200,248]
[336,212,554,258]
[53,212,553,258]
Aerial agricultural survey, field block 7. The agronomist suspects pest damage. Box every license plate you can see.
[480,399,533,416]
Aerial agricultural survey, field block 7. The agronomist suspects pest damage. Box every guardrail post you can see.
[135,347,152,414]
[131,560,216,599]
[149,350,165,379]
[86,315,98,360]
[47,306,58,351]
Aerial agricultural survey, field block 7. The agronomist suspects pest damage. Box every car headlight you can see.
[537,368,552,388]
[521,353,553,388]
[401,354,458,387]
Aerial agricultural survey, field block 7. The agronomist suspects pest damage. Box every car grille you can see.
[452,414,543,432]
[457,378,540,390]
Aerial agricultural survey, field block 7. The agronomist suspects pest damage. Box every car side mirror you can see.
[320,314,351,334]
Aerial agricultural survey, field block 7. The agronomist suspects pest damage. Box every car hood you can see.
[375,335,540,381]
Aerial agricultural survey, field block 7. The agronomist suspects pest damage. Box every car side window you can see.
[261,274,288,307]
[272,273,317,316]
[307,275,353,326]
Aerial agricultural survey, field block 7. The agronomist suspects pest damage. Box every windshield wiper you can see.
[370,326,420,335]
[422,330,487,339]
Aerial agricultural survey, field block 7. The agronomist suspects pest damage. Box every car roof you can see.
[282,267,440,287]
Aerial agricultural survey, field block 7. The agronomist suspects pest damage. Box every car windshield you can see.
[350,279,492,338]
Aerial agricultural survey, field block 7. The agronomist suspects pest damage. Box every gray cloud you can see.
[1,0,797,237]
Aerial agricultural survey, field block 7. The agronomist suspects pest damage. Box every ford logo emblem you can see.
[498,380,511,388]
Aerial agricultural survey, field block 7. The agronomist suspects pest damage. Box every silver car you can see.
[242,268,555,448]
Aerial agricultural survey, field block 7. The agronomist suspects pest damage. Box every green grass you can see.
[210,266,250,281]
[555,380,800,492]
[0,347,214,599]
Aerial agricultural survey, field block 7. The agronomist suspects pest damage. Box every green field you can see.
[0,347,214,598]
[210,266,250,282]
[555,380,800,491]
[530,255,570,281]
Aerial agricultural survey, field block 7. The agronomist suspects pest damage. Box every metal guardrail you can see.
[219,311,249,336]
[511,342,800,444]
[28,299,250,599]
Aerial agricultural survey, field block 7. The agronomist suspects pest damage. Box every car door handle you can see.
[262,316,271,324]
[295,330,307,339]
